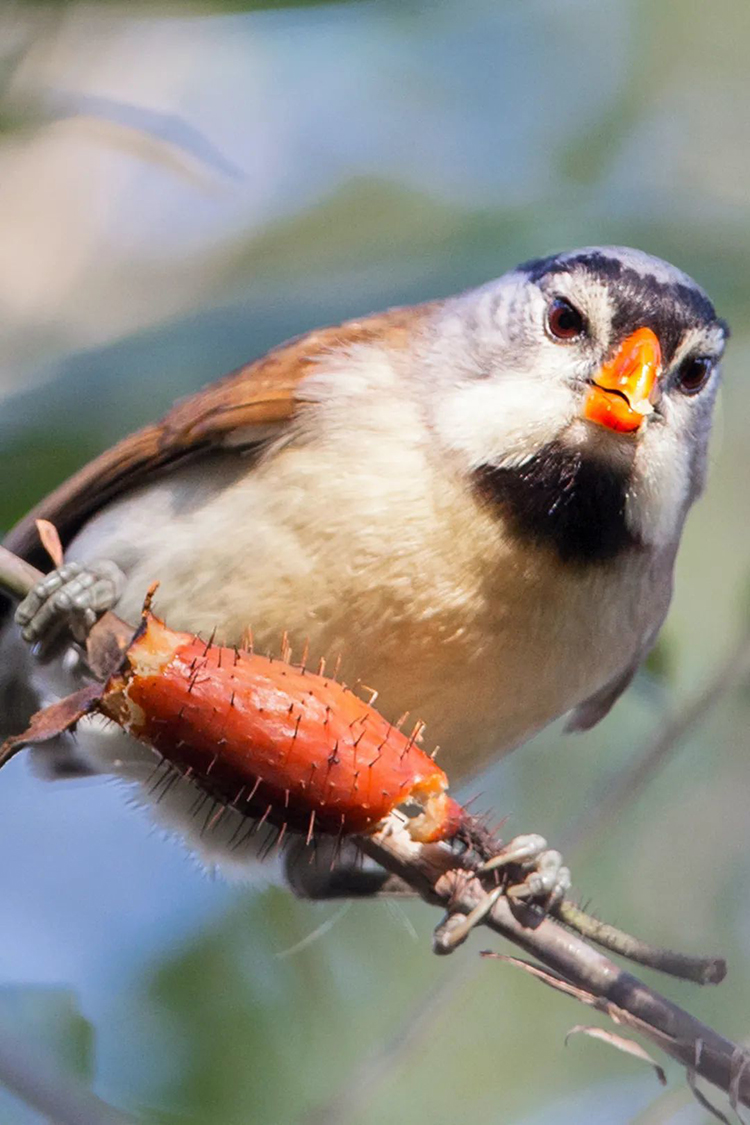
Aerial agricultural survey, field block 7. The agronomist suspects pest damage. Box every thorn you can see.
[217,647,223,669]
[280,630,292,663]
[231,785,246,808]
[188,790,211,819]
[233,646,241,666]
[202,627,217,656]
[299,637,309,674]
[206,754,218,776]
[242,626,254,654]
[206,803,228,834]
[230,820,257,853]
[317,656,326,677]
[327,741,340,768]
[363,685,378,706]
[229,691,236,709]
[324,705,331,727]
[142,581,160,616]
[246,776,262,803]
[306,809,316,846]
[332,654,342,681]
[401,720,425,760]
[462,791,485,812]
[430,744,440,760]
[157,771,180,809]
[227,817,245,848]
[332,814,347,867]
[285,713,302,762]
[199,801,220,837]
[395,712,409,731]
[145,757,169,790]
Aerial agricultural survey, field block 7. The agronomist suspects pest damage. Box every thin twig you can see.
[1,543,748,1112]
[358,816,750,1108]
[563,630,750,855]
[297,608,750,1123]
[302,963,474,1125]
[0,546,43,603]
[556,900,725,984]
[0,1026,135,1125]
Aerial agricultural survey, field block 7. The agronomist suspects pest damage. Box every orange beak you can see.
[583,327,662,434]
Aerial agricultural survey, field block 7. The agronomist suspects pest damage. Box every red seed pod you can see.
[100,611,463,844]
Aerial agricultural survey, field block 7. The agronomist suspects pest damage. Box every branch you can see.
[360,816,750,1111]
[2,543,748,1114]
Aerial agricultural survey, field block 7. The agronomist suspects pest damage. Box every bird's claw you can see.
[15,560,125,645]
[434,833,571,953]
[481,833,571,911]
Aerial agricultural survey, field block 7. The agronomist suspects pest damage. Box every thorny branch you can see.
[360,815,750,1113]
[1,545,749,1118]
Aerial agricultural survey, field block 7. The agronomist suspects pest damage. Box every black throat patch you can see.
[475,443,639,565]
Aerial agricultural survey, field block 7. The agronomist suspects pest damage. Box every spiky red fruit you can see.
[100,612,463,843]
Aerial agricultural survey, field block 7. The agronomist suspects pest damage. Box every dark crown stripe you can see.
[519,251,722,363]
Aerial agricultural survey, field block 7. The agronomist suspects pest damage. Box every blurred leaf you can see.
[565,1026,667,1087]
[14,0,374,9]
[0,986,93,1080]
[642,636,676,685]
[0,428,102,535]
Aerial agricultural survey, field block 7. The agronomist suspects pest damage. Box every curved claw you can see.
[482,834,572,912]
[506,850,571,909]
[479,834,548,874]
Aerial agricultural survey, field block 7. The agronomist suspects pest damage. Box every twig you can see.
[358,815,750,1108]
[2,543,748,1111]
[563,630,750,854]
[0,1026,135,1125]
[0,547,43,603]
[555,900,725,984]
[302,963,474,1125]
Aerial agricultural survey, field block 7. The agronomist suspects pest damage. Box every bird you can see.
[0,245,728,886]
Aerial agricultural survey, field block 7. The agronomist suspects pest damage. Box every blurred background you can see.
[1,0,750,1121]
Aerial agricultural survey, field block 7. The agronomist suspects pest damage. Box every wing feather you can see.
[5,304,428,567]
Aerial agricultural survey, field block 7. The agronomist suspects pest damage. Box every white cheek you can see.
[431,367,577,470]
[626,418,691,548]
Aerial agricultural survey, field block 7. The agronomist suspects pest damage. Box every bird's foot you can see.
[479,832,571,910]
[433,833,571,953]
[15,560,126,646]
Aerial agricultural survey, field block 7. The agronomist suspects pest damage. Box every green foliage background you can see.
[1,2,750,1122]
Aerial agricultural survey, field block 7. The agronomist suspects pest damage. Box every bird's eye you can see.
[547,297,585,340]
[676,355,713,395]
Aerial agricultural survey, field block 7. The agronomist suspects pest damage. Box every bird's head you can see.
[425,246,728,563]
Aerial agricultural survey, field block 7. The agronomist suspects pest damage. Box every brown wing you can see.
[5,303,431,568]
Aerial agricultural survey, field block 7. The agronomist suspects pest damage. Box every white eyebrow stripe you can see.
[668,325,726,371]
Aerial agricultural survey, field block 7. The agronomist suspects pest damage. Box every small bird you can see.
[1,246,728,883]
